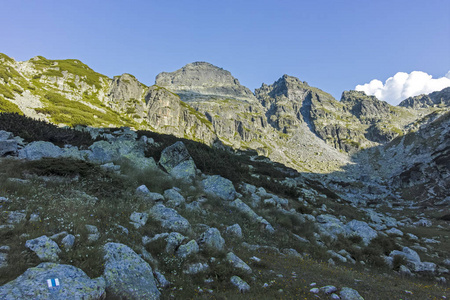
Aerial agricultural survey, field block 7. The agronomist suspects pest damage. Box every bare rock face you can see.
[155,62,257,102]
[399,87,450,109]
[144,85,217,144]
[108,73,147,116]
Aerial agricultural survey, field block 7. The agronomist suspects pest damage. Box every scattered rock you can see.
[85,225,100,243]
[229,199,274,233]
[345,220,378,246]
[61,234,75,251]
[130,212,149,229]
[0,130,18,156]
[148,204,191,234]
[320,285,338,294]
[230,275,250,293]
[154,270,170,289]
[225,223,243,239]
[103,242,160,299]
[18,141,63,160]
[164,188,186,207]
[198,227,225,252]
[25,235,61,262]
[340,287,364,300]
[0,263,105,299]
[202,175,237,201]
[226,252,252,274]
[183,262,209,274]
[136,185,165,202]
[165,232,186,254]
[385,228,403,236]
[176,240,199,259]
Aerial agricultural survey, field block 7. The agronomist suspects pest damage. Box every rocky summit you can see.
[0,53,449,299]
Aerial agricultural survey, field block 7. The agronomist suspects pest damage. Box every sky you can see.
[1,0,449,105]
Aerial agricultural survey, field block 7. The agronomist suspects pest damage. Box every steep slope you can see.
[356,111,450,205]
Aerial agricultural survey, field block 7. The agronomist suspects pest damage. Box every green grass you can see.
[30,56,107,89]
[0,97,23,114]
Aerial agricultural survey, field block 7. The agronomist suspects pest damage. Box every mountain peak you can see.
[155,62,256,102]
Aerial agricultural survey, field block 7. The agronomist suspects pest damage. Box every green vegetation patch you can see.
[0,97,23,114]
[30,56,106,89]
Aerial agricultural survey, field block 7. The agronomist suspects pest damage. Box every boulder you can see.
[320,285,338,294]
[176,240,200,259]
[61,234,75,251]
[148,204,191,234]
[0,263,105,299]
[202,175,237,201]
[130,212,149,229]
[164,188,186,207]
[183,262,209,274]
[316,214,347,240]
[103,242,160,299]
[340,287,364,300]
[225,224,243,239]
[136,185,164,202]
[230,199,274,233]
[198,227,225,252]
[18,141,63,160]
[88,140,144,164]
[344,220,378,246]
[159,141,197,180]
[25,235,61,262]
[226,252,252,274]
[0,132,18,156]
[165,232,186,254]
[230,275,250,293]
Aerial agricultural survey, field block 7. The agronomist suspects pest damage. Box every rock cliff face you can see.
[399,87,450,109]
[155,62,257,102]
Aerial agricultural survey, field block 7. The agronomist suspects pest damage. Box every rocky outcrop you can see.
[155,62,257,102]
[107,73,147,117]
[103,242,160,299]
[0,263,105,299]
[144,85,217,143]
[399,87,450,109]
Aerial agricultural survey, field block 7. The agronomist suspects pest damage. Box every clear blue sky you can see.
[1,0,449,100]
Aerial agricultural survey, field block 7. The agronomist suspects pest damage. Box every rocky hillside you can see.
[3,53,448,175]
[0,114,449,299]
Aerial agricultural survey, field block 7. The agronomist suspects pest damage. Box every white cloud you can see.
[355,71,450,105]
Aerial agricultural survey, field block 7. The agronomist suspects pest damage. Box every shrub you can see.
[0,113,97,148]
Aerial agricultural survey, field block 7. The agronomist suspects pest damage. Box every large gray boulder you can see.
[316,214,347,240]
[25,235,61,262]
[159,141,197,180]
[88,140,145,164]
[0,130,18,156]
[202,175,237,201]
[0,262,105,299]
[198,227,225,252]
[103,242,160,299]
[344,220,378,246]
[18,141,63,160]
[148,204,191,234]
[389,247,436,273]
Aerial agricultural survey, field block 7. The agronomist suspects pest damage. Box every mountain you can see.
[0,53,449,175]
[1,53,449,298]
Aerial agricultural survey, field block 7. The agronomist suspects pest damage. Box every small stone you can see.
[320,285,337,294]
[230,276,250,293]
[61,234,75,251]
[183,262,209,274]
[25,235,61,262]
[340,287,364,300]
[310,288,319,294]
